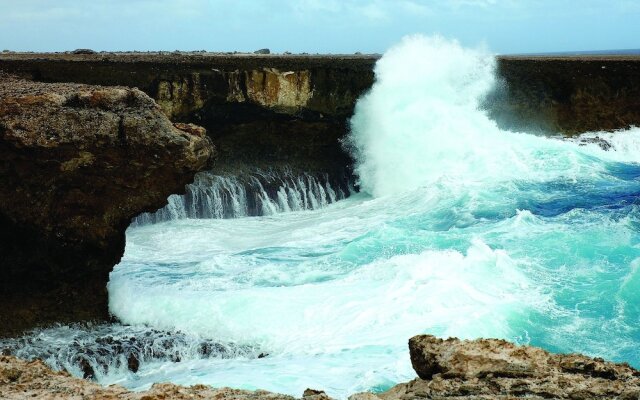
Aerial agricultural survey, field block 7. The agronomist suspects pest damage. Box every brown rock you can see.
[381,335,640,399]
[4,335,640,400]
[302,388,331,400]
[0,355,298,399]
[0,73,214,336]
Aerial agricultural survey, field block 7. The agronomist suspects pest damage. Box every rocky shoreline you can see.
[2,335,640,399]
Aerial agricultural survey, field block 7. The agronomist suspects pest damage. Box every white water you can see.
[6,35,640,399]
[132,171,349,225]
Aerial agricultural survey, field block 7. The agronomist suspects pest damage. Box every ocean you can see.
[5,35,640,399]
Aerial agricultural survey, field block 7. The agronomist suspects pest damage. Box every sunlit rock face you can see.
[0,73,214,336]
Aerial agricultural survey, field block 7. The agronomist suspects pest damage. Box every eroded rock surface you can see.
[0,53,376,178]
[352,335,640,399]
[4,335,640,399]
[0,355,298,400]
[0,73,214,336]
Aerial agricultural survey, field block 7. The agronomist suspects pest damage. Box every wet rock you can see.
[77,357,94,380]
[0,324,265,378]
[72,48,97,54]
[127,353,139,373]
[302,389,331,400]
[5,335,640,399]
[0,73,214,336]
[0,354,298,399]
[576,135,613,150]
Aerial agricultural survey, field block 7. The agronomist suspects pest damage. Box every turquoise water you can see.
[105,36,640,397]
[8,35,640,398]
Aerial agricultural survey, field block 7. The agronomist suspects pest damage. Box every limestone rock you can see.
[0,73,214,336]
[0,355,297,399]
[377,335,640,399]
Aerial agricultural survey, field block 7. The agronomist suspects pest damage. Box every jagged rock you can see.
[0,355,297,399]
[4,335,640,399]
[575,135,613,150]
[302,389,331,400]
[0,73,214,336]
[1,324,263,378]
[353,335,640,399]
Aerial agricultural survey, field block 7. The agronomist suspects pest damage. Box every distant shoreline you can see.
[2,50,640,63]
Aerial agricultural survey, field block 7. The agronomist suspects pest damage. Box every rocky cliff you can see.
[489,56,640,134]
[0,73,214,336]
[3,335,639,399]
[0,53,376,179]
[2,53,639,185]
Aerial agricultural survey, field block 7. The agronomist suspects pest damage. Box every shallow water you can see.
[6,35,640,399]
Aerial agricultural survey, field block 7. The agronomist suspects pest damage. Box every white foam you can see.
[346,35,640,198]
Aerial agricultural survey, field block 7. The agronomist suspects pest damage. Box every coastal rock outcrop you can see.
[0,53,377,177]
[353,335,640,399]
[489,56,640,135]
[4,335,640,399]
[0,355,296,399]
[0,73,214,336]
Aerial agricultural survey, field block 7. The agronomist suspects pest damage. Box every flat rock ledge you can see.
[0,73,214,336]
[3,335,640,399]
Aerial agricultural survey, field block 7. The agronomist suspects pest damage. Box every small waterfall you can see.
[132,170,353,225]
[0,324,265,380]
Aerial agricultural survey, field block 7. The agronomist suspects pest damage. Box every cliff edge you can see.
[0,73,214,336]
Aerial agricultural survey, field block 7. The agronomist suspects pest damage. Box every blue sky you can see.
[0,0,638,54]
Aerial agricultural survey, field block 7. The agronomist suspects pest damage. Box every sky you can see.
[0,0,638,55]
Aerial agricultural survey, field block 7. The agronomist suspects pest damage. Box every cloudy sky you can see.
[0,0,638,54]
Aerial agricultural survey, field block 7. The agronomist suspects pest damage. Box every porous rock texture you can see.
[351,335,640,400]
[0,73,214,336]
[0,355,329,400]
[3,335,640,399]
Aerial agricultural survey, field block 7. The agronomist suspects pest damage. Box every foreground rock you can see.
[3,335,640,399]
[0,355,296,399]
[0,73,214,336]
[353,335,640,399]
[0,355,314,400]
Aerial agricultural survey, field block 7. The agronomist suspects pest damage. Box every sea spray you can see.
[345,35,629,197]
[346,35,500,196]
